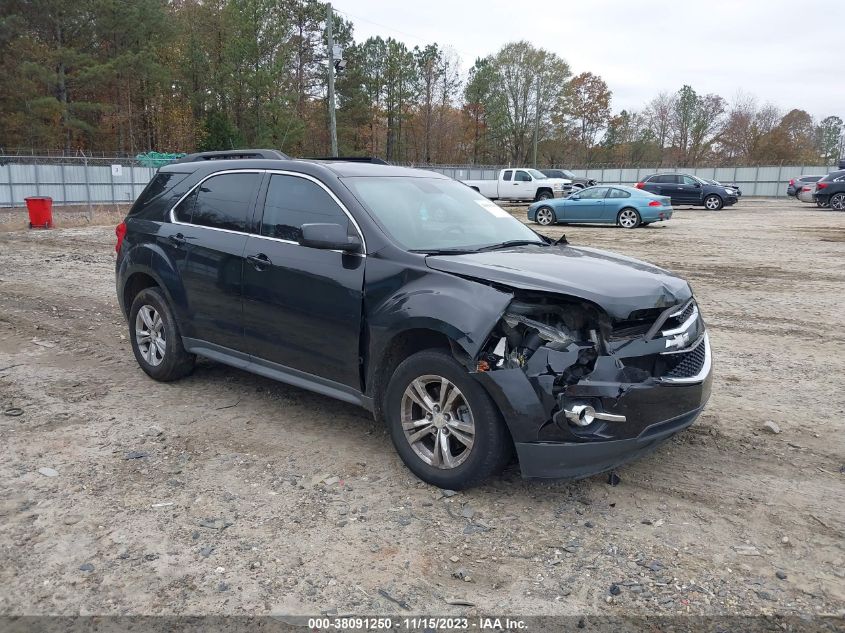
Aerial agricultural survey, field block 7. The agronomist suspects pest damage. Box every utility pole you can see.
[326,2,338,157]
[532,75,540,168]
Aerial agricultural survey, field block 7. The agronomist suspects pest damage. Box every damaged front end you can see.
[472,292,712,479]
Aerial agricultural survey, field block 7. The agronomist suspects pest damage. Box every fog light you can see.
[564,404,627,427]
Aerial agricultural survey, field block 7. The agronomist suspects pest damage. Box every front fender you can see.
[363,257,513,393]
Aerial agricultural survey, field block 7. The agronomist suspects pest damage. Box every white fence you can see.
[1,156,838,207]
[421,164,835,197]
[0,158,157,208]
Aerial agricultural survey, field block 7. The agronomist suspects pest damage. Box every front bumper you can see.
[474,318,713,480]
[724,196,738,206]
[514,405,704,479]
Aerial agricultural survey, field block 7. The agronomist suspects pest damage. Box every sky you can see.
[331,0,845,121]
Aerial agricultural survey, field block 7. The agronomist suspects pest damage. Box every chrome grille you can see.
[665,337,707,378]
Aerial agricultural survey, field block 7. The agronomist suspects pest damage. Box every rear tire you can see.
[129,287,195,382]
[830,193,845,211]
[384,349,512,489]
[617,207,641,229]
[704,194,723,210]
[535,206,555,226]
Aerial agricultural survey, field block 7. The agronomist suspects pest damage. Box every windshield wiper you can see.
[473,240,549,252]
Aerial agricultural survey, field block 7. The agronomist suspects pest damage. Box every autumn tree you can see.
[562,72,611,164]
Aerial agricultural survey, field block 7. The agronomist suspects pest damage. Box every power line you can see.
[331,4,428,43]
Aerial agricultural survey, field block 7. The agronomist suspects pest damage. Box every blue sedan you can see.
[528,185,673,229]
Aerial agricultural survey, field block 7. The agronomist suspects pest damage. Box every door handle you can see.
[247,253,272,270]
[168,233,186,247]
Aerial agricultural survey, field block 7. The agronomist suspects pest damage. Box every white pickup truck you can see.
[462,168,572,201]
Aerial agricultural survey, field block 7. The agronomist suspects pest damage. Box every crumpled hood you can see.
[426,244,692,320]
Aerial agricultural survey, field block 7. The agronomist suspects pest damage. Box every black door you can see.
[676,175,702,204]
[159,171,262,350]
[241,173,365,389]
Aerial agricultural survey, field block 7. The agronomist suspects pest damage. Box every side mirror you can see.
[299,223,361,253]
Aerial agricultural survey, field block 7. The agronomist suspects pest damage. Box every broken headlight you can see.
[480,298,602,370]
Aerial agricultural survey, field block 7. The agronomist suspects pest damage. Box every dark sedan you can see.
[787,175,824,197]
[813,169,845,210]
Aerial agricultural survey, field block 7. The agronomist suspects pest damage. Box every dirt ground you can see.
[0,197,843,620]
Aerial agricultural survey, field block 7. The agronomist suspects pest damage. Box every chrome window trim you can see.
[659,333,711,385]
[168,168,367,255]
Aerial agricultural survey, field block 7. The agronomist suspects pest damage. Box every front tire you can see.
[704,194,723,210]
[129,287,195,382]
[617,207,641,229]
[535,206,555,226]
[535,190,553,201]
[830,193,845,211]
[384,349,512,489]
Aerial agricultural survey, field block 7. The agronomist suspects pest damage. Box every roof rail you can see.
[172,149,290,163]
[306,156,388,165]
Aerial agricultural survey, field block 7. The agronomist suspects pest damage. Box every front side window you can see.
[175,172,261,231]
[515,170,532,182]
[682,175,699,185]
[260,174,347,242]
[343,176,543,252]
[578,187,609,199]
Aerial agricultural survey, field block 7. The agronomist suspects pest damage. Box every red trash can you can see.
[24,196,53,229]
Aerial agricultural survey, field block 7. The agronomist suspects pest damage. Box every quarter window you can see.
[260,174,347,241]
[175,172,261,231]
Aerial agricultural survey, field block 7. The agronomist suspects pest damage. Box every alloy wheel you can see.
[831,194,845,211]
[618,209,639,228]
[704,196,722,210]
[400,375,475,469]
[135,305,166,366]
[536,207,554,225]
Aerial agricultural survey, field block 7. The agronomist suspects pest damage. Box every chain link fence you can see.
[1,155,839,209]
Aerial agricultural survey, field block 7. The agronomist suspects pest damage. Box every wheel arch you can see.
[117,243,188,325]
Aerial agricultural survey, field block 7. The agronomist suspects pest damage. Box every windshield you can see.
[527,169,548,180]
[560,170,576,179]
[342,177,545,252]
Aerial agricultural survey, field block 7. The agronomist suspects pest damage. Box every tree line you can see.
[1,0,842,167]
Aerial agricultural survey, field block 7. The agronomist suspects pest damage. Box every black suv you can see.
[813,169,845,211]
[636,173,738,210]
[115,151,712,489]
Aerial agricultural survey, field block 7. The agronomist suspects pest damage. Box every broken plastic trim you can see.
[503,312,573,346]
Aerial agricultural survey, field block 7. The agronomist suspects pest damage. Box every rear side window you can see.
[260,174,347,242]
[607,188,630,198]
[129,172,189,217]
[175,173,261,232]
[653,175,677,184]
[503,170,513,181]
